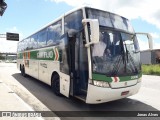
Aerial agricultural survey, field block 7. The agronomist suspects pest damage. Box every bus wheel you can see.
[51,74,61,96]
[21,66,26,77]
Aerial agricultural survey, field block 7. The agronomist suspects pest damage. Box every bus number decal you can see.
[131,75,138,80]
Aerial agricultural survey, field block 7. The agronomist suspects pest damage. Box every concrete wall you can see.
[140,50,151,64]
[140,49,160,64]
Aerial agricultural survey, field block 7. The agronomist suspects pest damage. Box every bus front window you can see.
[92,30,141,76]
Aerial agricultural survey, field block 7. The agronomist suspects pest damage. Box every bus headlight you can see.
[93,80,110,88]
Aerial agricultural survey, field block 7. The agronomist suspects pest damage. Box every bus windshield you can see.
[86,8,140,76]
[86,8,134,33]
[91,29,141,76]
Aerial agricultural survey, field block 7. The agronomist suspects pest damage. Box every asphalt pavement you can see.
[0,62,160,120]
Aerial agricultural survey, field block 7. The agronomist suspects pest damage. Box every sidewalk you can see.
[0,80,43,120]
[0,62,60,120]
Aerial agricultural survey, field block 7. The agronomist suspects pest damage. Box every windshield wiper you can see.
[124,42,138,74]
[107,38,125,77]
[109,55,123,76]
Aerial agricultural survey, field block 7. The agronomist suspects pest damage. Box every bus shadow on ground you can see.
[12,73,158,113]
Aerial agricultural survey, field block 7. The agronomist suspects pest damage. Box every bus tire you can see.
[21,65,26,77]
[51,74,61,96]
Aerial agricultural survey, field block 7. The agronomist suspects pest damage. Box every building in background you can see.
[140,49,160,64]
[0,52,17,62]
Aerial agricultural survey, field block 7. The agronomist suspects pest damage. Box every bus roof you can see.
[19,6,86,42]
[20,5,129,42]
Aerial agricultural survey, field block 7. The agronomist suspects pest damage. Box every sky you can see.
[0,0,160,52]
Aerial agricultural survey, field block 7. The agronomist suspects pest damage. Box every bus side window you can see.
[19,42,22,52]
[23,39,27,50]
[30,34,38,49]
[64,10,83,35]
[47,20,62,46]
[17,43,19,52]
[59,33,70,75]
[38,28,47,48]
[27,37,32,50]
[21,40,24,52]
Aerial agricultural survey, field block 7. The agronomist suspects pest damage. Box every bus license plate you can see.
[121,91,129,96]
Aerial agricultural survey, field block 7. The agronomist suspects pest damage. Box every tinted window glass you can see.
[110,14,134,33]
[87,8,113,27]
[26,37,31,50]
[17,42,20,52]
[21,40,24,52]
[47,20,62,46]
[59,34,70,74]
[86,8,134,33]
[30,34,38,49]
[38,28,47,48]
[24,39,28,50]
[64,10,83,33]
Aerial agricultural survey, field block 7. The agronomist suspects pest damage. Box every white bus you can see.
[17,6,152,104]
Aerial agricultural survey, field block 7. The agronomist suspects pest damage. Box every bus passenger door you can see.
[59,33,71,97]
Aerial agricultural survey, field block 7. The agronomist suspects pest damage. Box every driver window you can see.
[92,32,107,57]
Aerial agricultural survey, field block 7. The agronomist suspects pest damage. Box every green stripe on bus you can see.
[92,74,112,82]
[119,73,142,82]
[17,53,23,59]
[17,48,60,61]
[33,48,55,60]
[92,72,142,83]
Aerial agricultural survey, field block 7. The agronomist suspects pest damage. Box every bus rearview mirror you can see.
[82,19,99,47]
[135,32,153,50]
[147,33,153,50]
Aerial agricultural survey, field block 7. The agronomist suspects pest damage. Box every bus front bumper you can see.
[86,82,141,104]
